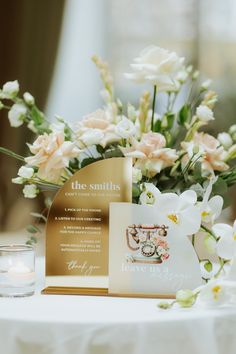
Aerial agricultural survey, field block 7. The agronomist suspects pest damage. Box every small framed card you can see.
[109,203,202,296]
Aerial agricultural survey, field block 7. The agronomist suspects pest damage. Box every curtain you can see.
[0,0,65,230]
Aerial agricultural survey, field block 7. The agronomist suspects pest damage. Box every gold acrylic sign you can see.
[44,157,132,292]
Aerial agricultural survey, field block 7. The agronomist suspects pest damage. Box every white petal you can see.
[216,237,235,259]
[179,190,197,209]
[179,205,201,235]
[208,196,223,221]
[212,223,233,240]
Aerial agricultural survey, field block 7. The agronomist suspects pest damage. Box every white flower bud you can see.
[23,92,35,106]
[12,177,24,184]
[132,168,142,183]
[201,79,212,90]
[229,124,236,136]
[27,121,37,133]
[2,80,19,98]
[217,132,233,149]
[196,105,214,122]
[192,70,199,80]
[18,166,34,179]
[8,103,27,127]
[23,184,38,199]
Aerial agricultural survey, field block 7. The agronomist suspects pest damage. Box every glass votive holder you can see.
[0,245,35,297]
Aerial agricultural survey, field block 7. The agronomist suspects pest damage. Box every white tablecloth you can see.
[0,258,236,354]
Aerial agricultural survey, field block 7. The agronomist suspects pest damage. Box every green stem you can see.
[0,147,25,162]
[200,224,218,241]
[151,85,157,131]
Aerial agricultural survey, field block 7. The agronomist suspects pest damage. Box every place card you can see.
[109,203,202,296]
[44,158,132,292]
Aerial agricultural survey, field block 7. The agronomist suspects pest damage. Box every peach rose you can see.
[25,132,80,183]
[182,132,229,173]
[76,109,120,148]
[121,132,178,177]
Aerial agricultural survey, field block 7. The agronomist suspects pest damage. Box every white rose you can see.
[196,105,214,122]
[2,80,19,98]
[132,167,142,183]
[217,132,233,149]
[8,103,27,127]
[23,92,35,105]
[80,129,104,146]
[18,166,34,179]
[124,46,185,92]
[23,184,38,199]
[115,116,136,139]
[12,177,24,184]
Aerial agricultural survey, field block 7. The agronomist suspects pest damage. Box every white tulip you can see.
[139,183,161,205]
[23,184,38,199]
[115,116,136,139]
[196,105,214,122]
[124,46,185,92]
[18,166,34,179]
[217,132,233,149]
[2,80,19,98]
[80,129,104,146]
[23,92,35,106]
[132,167,142,183]
[8,103,27,127]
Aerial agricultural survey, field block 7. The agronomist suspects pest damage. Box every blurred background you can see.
[0,0,236,233]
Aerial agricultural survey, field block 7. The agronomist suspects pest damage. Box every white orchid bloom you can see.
[139,183,161,205]
[197,279,236,307]
[155,190,201,237]
[212,221,236,260]
[199,178,223,224]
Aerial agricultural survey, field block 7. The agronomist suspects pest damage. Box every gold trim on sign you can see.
[41,287,175,299]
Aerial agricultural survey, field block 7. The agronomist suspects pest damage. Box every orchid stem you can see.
[151,85,157,131]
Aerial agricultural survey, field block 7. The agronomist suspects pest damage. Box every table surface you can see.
[0,258,236,354]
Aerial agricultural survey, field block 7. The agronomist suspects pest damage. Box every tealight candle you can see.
[0,245,35,297]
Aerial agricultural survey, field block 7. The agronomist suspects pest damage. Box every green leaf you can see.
[178,104,190,126]
[30,106,45,125]
[96,145,105,154]
[212,177,228,197]
[153,119,162,132]
[26,224,41,234]
[104,148,123,158]
[193,161,202,179]
[204,260,213,273]
[132,183,141,197]
[162,113,175,130]
[80,157,98,168]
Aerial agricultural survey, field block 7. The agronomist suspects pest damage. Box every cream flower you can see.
[8,103,27,127]
[18,166,34,179]
[212,221,236,260]
[139,183,161,205]
[23,184,38,199]
[196,105,214,122]
[217,132,233,149]
[115,116,136,139]
[155,190,201,237]
[121,132,178,177]
[124,46,185,92]
[23,92,35,106]
[25,132,80,182]
[1,80,19,98]
[76,109,120,148]
[132,167,142,183]
[182,132,229,173]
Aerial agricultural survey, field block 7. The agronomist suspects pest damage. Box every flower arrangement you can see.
[1,45,236,308]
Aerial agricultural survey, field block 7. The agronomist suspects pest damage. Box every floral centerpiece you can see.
[1,45,236,308]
